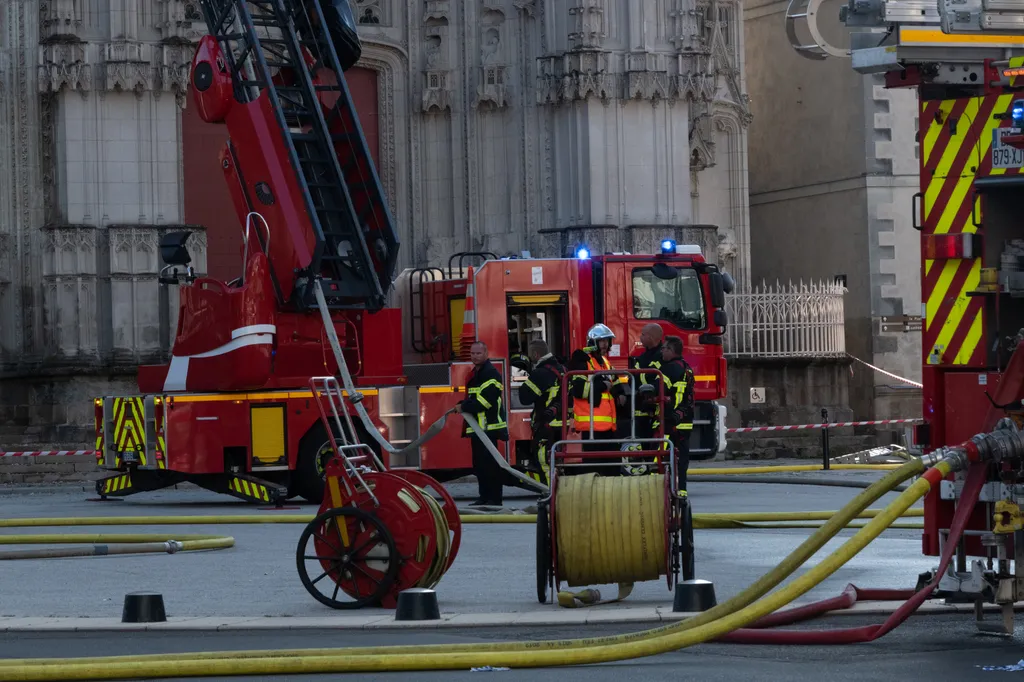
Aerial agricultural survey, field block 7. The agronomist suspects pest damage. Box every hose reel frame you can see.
[535,368,695,604]
[296,380,462,610]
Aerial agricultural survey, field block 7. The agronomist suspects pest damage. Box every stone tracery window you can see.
[357,0,385,25]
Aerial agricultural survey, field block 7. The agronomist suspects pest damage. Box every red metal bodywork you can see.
[883,60,1024,557]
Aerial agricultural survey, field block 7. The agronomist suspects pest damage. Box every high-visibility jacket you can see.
[630,343,664,417]
[518,354,565,432]
[569,349,621,432]
[653,357,695,435]
[460,359,508,439]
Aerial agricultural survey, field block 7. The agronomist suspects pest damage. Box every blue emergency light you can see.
[576,245,591,260]
[661,239,676,254]
[1013,100,1024,129]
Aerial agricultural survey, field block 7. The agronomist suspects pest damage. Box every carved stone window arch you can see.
[357,0,388,26]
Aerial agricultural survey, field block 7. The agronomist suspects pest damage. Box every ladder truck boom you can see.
[191,0,399,312]
[785,0,1024,635]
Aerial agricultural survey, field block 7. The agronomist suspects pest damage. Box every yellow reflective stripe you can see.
[524,379,542,395]
[575,415,615,423]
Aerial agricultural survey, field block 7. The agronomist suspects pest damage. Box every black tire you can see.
[536,500,551,604]
[296,506,398,609]
[295,420,381,504]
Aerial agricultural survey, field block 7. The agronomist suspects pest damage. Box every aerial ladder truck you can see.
[786,0,1024,634]
[92,0,735,507]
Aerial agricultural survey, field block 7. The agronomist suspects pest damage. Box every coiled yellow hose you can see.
[0,457,928,680]
[556,473,666,587]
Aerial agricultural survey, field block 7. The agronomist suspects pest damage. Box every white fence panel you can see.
[724,280,847,359]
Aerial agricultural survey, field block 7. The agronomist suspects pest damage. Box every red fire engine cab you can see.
[92,0,732,506]
[787,0,1024,633]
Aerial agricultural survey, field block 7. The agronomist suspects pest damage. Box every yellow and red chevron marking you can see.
[921,93,1021,367]
[112,397,147,466]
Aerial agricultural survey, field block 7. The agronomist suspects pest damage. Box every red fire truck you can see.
[92,0,732,506]
[786,0,1024,633]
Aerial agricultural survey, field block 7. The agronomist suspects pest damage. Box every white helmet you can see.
[586,323,615,344]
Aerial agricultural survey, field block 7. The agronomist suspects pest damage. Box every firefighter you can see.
[518,339,565,486]
[654,335,695,494]
[629,322,665,440]
[454,340,509,506]
[568,324,627,455]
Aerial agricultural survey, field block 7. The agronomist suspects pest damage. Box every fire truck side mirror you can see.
[714,309,728,329]
[708,272,726,309]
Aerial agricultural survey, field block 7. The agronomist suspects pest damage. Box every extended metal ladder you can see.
[198,0,400,311]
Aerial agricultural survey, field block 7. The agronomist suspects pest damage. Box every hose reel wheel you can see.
[295,505,400,610]
[298,468,461,610]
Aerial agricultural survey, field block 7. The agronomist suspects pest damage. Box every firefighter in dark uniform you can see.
[654,335,695,494]
[518,339,565,486]
[455,340,509,506]
[629,322,666,440]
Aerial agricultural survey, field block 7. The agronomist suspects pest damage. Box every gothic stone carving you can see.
[475,7,509,109]
[537,52,614,105]
[357,0,388,26]
[160,44,197,106]
[38,43,92,93]
[156,0,206,43]
[39,0,83,41]
[42,226,98,277]
[104,41,155,94]
[568,1,605,50]
[421,1,454,113]
[514,0,537,18]
[626,52,670,102]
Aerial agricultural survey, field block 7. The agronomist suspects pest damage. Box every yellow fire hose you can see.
[0,457,931,679]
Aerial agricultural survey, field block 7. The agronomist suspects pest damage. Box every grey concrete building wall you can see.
[743,0,922,420]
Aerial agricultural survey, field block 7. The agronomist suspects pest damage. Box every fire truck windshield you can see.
[631,266,706,329]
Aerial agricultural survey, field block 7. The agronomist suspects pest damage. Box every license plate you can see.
[121,450,139,463]
[992,128,1024,169]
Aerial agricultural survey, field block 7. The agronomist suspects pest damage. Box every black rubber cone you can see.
[395,588,441,621]
[673,579,717,613]
[122,592,167,623]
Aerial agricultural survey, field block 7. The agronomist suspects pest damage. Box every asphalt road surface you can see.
[3,615,1024,681]
[0,470,931,619]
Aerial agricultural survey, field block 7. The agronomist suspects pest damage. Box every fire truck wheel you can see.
[294,422,382,504]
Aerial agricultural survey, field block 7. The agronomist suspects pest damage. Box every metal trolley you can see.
[535,368,696,604]
[296,376,463,609]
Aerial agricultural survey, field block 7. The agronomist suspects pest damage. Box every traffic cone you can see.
[458,265,477,361]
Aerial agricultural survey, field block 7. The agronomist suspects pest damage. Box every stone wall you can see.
[721,357,911,459]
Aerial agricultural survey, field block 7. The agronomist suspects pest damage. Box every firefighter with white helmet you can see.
[568,324,628,463]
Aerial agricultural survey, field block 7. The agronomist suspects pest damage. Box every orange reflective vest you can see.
[573,354,617,432]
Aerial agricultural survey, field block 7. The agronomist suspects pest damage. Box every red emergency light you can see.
[923,233,980,261]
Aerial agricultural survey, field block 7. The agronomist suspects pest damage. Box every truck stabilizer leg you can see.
[95,470,184,498]
[190,473,288,505]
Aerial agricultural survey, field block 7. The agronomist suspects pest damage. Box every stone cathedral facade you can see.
[0,0,751,446]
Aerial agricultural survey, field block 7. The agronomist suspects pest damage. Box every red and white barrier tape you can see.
[728,418,922,434]
[0,450,96,458]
